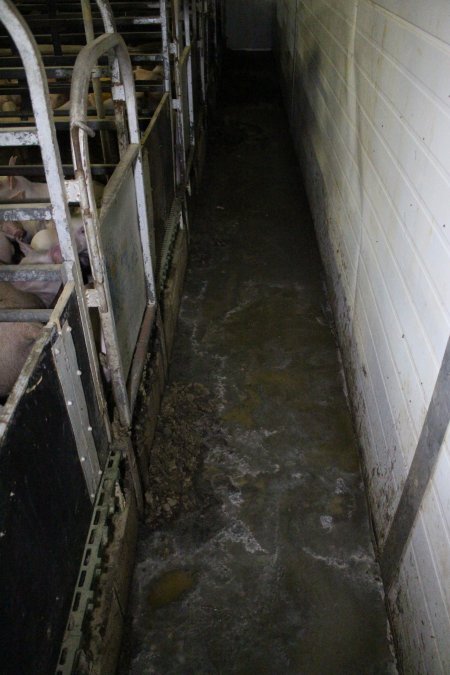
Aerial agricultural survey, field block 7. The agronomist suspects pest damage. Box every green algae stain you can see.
[147,570,194,610]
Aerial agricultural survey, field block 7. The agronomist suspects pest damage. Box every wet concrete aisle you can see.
[121,54,397,674]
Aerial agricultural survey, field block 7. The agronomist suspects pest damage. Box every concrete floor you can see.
[122,54,397,674]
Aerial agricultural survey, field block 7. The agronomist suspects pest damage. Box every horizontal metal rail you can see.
[0,203,53,220]
[0,264,62,281]
[0,308,53,322]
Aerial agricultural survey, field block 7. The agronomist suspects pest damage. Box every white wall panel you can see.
[276,0,450,671]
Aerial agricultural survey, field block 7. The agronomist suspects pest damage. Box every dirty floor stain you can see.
[147,570,195,611]
[120,53,397,675]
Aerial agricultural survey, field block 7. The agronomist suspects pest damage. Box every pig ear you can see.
[18,240,33,256]
[51,245,63,264]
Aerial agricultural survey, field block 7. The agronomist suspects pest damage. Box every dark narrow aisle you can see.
[121,54,396,674]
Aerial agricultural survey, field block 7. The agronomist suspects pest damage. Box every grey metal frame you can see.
[69,30,156,427]
[0,0,110,441]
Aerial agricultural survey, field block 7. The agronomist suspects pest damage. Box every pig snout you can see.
[70,214,87,253]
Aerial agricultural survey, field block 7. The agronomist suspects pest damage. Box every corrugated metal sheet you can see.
[276,1,450,671]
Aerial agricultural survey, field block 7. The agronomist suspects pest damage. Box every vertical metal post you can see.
[172,0,187,185]
[81,0,113,163]
[183,0,196,146]
[160,0,172,94]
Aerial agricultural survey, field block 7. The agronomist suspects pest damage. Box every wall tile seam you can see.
[354,35,450,181]
[287,60,413,452]
[393,565,440,674]
[288,112,406,502]
[309,0,450,66]
[293,139,398,519]
[351,82,450,331]
[301,0,450,195]
[415,489,450,606]
[288,21,450,544]
[371,0,450,54]
[296,30,450,356]
[403,527,449,673]
[296,83,450,675]
[290,137,397,520]
[295,55,447,408]
[354,282,407,458]
[356,253,423,464]
[349,300,402,491]
[276,7,450,672]
[312,0,450,112]
[357,12,450,113]
[302,0,450,194]
[289,72,362,277]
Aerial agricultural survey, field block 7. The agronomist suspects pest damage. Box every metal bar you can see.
[0,204,53,221]
[158,195,182,291]
[171,0,187,185]
[183,0,196,145]
[0,308,52,322]
[0,163,116,175]
[380,335,450,589]
[129,16,162,25]
[0,128,39,145]
[99,144,139,218]
[52,323,101,501]
[0,65,110,78]
[160,0,171,94]
[0,264,61,281]
[81,0,114,163]
[127,302,155,413]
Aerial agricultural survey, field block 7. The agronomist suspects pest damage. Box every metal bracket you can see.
[85,287,100,308]
[64,179,81,203]
[111,84,125,101]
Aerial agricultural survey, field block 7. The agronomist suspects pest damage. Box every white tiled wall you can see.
[276,1,450,671]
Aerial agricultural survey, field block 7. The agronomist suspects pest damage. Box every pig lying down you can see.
[0,282,45,399]
[0,159,106,400]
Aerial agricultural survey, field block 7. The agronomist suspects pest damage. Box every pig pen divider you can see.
[0,0,107,424]
[0,0,221,672]
[69,29,156,428]
[0,280,111,674]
